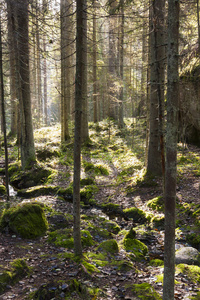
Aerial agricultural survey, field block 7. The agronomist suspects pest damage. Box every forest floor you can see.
[0,120,200,300]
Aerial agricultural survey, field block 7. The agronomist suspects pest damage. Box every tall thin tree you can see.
[73,0,88,256]
[0,11,10,207]
[163,0,179,299]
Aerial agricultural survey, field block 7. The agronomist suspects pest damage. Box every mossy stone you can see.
[151,215,165,230]
[97,239,119,254]
[17,185,59,198]
[0,203,48,238]
[122,238,148,261]
[123,207,147,223]
[102,219,121,234]
[186,232,200,249]
[149,259,164,267]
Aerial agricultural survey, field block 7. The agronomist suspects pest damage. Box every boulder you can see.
[175,246,200,266]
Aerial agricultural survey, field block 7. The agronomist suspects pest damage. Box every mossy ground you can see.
[0,259,31,293]
[126,282,162,300]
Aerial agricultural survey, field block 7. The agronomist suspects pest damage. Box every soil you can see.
[0,143,200,300]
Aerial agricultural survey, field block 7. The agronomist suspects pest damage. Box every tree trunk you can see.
[73,0,88,256]
[60,0,72,142]
[118,0,124,128]
[163,0,179,299]
[93,0,98,123]
[15,0,36,169]
[147,0,166,176]
[80,0,89,142]
[0,11,10,207]
[7,0,18,136]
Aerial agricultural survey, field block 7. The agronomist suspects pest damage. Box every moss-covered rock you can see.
[83,161,109,175]
[0,203,48,238]
[128,283,162,300]
[101,219,121,234]
[10,164,53,189]
[121,232,148,261]
[97,239,119,254]
[0,259,30,294]
[123,207,147,223]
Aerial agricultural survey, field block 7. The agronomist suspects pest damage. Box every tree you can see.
[163,0,179,299]
[14,0,36,169]
[73,0,88,256]
[60,0,72,142]
[147,0,166,177]
[0,10,10,207]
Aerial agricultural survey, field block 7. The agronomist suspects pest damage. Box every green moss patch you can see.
[151,215,165,230]
[96,239,119,254]
[147,196,164,212]
[48,229,95,249]
[36,147,60,161]
[83,161,109,175]
[186,232,200,249]
[123,207,147,223]
[17,185,59,198]
[128,283,162,300]
[149,259,164,267]
[121,231,148,261]
[0,259,30,293]
[0,203,48,238]
[177,264,200,283]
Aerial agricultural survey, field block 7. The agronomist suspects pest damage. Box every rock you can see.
[175,246,200,266]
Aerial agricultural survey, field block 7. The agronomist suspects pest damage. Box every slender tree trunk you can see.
[73,0,89,256]
[16,0,36,169]
[163,0,179,299]
[36,0,42,127]
[61,0,72,142]
[0,12,10,207]
[118,0,124,128]
[42,0,48,126]
[197,0,200,49]
[81,0,89,142]
[93,0,98,123]
[147,0,166,176]
[7,0,18,136]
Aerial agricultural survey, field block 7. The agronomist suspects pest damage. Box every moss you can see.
[10,164,53,189]
[97,239,119,254]
[48,229,94,249]
[177,264,200,283]
[0,203,48,238]
[151,215,165,230]
[0,185,6,195]
[36,147,60,161]
[122,237,148,261]
[0,259,30,293]
[186,232,200,249]
[80,178,95,186]
[128,283,162,300]
[80,185,98,201]
[147,196,164,212]
[17,185,59,198]
[123,207,147,223]
[125,227,136,239]
[87,252,109,267]
[149,259,164,267]
[101,202,121,214]
[83,161,109,175]
[101,219,121,234]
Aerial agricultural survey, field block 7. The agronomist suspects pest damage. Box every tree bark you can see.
[15,0,36,169]
[73,0,88,256]
[118,0,124,128]
[93,0,98,123]
[0,11,10,207]
[147,0,166,176]
[163,0,179,299]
